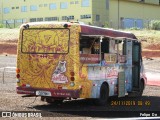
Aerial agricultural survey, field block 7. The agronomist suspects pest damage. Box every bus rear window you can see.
[22,28,70,54]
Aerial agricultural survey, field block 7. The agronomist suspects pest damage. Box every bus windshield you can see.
[21,28,70,54]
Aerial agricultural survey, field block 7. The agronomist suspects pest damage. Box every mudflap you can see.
[118,71,125,97]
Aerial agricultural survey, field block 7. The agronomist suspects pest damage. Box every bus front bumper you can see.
[16,86,80,98]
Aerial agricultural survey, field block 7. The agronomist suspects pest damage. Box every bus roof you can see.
[80,24,137,40]
[21,22,137,40]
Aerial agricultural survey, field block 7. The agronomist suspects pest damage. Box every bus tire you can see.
[95,83,109,106]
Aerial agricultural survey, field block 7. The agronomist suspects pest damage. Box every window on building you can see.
[30,5,37,11]
[81,0,89,7]
[75,1,79,4]
[37,18,43,22]
[12,7,15,10]
[106,0,109,9]
[60,2,68,9]
[44,4,48,7]
[80,14,91,19]
[49,3,57,10]
[39,4,43,7]
[96,15,100,21]
[6,19,14,24]
[69,16,74,20]
[21,6,27,12]
[45,17,58,21]
[62,16,68,20]
[30,18,36,22]
[16,19,22,23]
[70,1,74,4]
[16,19,27,23]
[16,7,19,9]
[3,8,10,14]
[62,16,74,20]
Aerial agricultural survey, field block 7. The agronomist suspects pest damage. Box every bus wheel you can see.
[95,83,109,106]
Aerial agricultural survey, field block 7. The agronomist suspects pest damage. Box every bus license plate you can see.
[36,91,51,96]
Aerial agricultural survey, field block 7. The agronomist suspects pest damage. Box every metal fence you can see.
[0,56,16,84]
[143,59,160,73]
[0,20,25,29]
[0,67,16,83]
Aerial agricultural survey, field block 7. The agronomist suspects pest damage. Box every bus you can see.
[16,22,147,105]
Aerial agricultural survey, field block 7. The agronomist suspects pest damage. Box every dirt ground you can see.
[0,42,17,55]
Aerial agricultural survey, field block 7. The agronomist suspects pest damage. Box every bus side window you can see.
[116,40,127,63]
[92,40,100,54]
[101,39,109,54]
[79,37,92,54]
[79,36,100,64]
[82,48,91,54]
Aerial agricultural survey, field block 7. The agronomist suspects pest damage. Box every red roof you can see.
[81,25,137,39]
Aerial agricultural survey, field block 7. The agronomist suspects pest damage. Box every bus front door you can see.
[132,41,141,91]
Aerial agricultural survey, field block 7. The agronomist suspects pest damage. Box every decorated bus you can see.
[16,22,147,105]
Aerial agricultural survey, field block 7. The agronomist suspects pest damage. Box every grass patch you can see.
[123,29,160,49]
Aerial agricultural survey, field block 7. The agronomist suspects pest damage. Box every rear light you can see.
[58,85,62,89]
[16,68,20,73]
[21,84,30,87]
[22,84,26,87]
[70,71,75,81]
[16,68,20,79]
[70,71,75,86]
[16,74,20,78]
[70,77,75,81]
[70,72,75,76]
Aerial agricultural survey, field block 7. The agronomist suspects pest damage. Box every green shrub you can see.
[150,20,160,30]
[0,24,3,28]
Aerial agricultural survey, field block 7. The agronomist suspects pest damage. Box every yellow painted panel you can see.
[22,29,69,53]
[17,23,92,98]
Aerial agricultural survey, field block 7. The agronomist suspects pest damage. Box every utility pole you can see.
[1,0,3,24]
[118,0,120,29]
